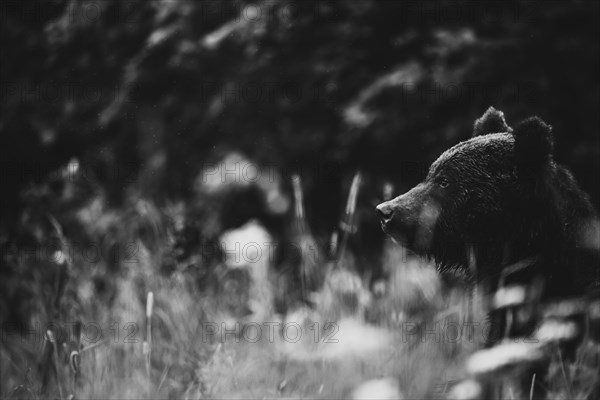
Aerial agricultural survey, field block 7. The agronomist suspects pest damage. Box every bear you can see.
[376,107,600,398]
[376,107,599,325]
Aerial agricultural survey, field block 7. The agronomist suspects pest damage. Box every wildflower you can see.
[350,377,402,400]
[447,379,482,400]
[535,319,579,343]
[543,299,587,319]
[466,341,545,376]
[493,286,527,310]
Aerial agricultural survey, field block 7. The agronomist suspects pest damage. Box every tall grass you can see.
[1,171,598,399]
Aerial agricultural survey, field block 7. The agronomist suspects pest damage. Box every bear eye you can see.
[438,178,450,188]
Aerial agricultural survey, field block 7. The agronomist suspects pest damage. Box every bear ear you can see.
[472,107,512,137]
[513,116,554,169]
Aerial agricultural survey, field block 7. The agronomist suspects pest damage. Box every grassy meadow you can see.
[1,165,599,400]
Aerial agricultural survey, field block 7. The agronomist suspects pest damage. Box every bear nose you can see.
[376,203,394,222]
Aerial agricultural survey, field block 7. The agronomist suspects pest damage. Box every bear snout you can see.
[376,198,416,244]
[376,184,430,246]
[376,202,395,223]
[376,199,410,234]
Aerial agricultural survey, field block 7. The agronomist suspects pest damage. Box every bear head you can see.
[376,107,555,270]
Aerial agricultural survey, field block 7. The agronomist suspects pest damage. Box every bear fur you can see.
[376,107,599,301]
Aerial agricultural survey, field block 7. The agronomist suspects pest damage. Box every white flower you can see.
[543,299,587,319]
[447,379,482,400]
[535,319,579,343]
[351,378,402,400]
[493,286,527,309]
[466,341,544,376]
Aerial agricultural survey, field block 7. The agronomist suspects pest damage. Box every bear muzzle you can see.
[375,203,394,224]
[375,198,416,240]
[376,184,435,250]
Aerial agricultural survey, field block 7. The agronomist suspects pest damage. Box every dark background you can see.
[2,1,599,229]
